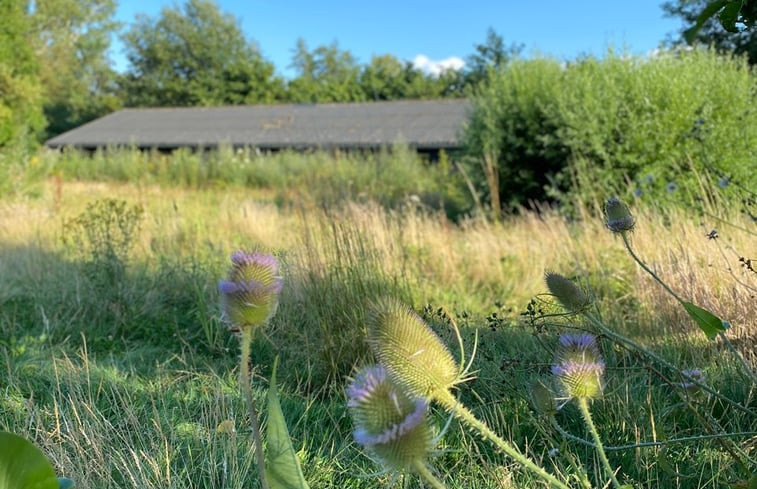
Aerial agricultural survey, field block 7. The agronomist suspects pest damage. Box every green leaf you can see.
[681,301,728,339]
[719,1,744,32]
[57,478,74,489]
[265,357,310,489]
[684,0,728,43]
[0,432,59,489]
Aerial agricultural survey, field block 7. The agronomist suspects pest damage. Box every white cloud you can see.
[412,54,465,77]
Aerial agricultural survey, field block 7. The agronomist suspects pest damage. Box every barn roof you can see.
[45,99,471,151]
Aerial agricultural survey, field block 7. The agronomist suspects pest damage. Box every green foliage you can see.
[30,0,121,138]
[663,0,757,64]
[0,431,60,489]
[463,27,523,88]
[463,58,566,210]
[265,358,310,489]
[62,199,144,284]
[288,39,365,103]
[120,0,284,107]
[0,1,45,148]
[681,301,729,339]
[49,145,471,218]
[463,49,757,211]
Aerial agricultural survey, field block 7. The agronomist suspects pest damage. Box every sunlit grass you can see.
[1,177,754,488]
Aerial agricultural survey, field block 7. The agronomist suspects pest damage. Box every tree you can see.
[30,0,121,137]
[0,0,45,147]
[287,39,365,102]
[663,0,757,64]
[464,28,522,87]
[120,0,284,107]
[359,54,408,100]
[358,54,464,101]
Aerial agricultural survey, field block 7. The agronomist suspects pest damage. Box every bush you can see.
[463,48,757,212]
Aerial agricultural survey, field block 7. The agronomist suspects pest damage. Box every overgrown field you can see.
[0,167,754,487]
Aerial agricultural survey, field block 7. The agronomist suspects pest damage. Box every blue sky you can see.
[111,0,683,77]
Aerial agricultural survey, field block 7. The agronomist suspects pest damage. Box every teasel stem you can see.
[583,311,755,417]
[620,232,682,303]
[412,460,447,489]
[435,389,571,489]
[551,417,757,451]
[620,233,757,386]
[239,329,270,489]
[576,398,621,488]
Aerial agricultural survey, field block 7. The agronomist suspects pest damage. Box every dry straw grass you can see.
[2,179,754,348]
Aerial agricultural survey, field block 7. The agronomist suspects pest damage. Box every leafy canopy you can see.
[120,0,284,107]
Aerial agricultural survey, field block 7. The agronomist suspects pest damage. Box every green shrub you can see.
[463,48,757,212]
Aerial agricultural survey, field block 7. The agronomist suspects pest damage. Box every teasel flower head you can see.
[678,368,706,392]
[346,364,436,471]
[218,250,283,334]
[604,197,635,233]
[366,298,471,401]
[552,333,605,402]
[556,333,602,364]
[545,272,591,313]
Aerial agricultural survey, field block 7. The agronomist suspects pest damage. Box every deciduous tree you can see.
[120,0,284,107]
[287,39,365,102]
[663,0,757,64]
[31,0,121,137]
[0,0,45,147]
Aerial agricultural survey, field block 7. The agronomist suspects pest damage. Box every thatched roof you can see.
[45,99,471,151]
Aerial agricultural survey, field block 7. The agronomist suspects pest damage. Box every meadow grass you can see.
[0,177,754,488]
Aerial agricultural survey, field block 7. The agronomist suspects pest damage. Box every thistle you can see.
[347,364,442,486]
[219,250,283,335]
[604,197,635,233]
[552,333,621,488]
[366,298,571,489]
[552,333,605,403]
[219,250,283,489]
[366,298,462,400]
[545,272,591,313]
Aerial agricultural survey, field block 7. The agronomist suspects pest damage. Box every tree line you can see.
[1,0,754,147]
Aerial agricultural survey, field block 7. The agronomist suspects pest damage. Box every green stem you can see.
[240,330,270,489]
[718,332,757,386]
[622,232,757,386]
[551,418,757,452]
[620,232,684,303]
[584,312,755,417]
[576,398,621,488]
[412,460,447,489]
[436,390,571,489]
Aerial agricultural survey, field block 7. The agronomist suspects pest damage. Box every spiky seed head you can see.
[604,197,635,233]
[219,250,283,334]
[544,272,591,312]
[556,333,601,364]
[551,361,605,400]
[346,364,435,471]
[678,368,706,392]
[553,333,604,401]
[366,298,459,400]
